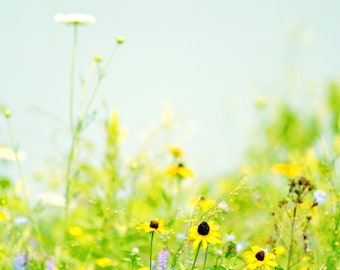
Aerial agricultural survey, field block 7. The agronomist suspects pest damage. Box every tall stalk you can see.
[149,231,154,270]
[286,203,297,270]
[64,24,79,234]
[64,34,122,235]
[191,242,202,270]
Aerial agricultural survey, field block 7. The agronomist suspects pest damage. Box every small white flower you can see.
[0,145,25,161]
[216,249,223,256]
[131,247,139,254]
[236,241,248,252]
[38,192,65,207]
[54,13,96,25]
[226,234,236,241]
[14,217,29,225]
[176,233,186,239]
[313,190,327,205]
[217,201,229,212]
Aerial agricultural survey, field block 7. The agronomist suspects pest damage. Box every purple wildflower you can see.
[14,251,29,270]
[157,250,170,269]
[45,258,56,270]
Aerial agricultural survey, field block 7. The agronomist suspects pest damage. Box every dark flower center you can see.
[197,221,210,236]
[255,250,265,261]
[150,220,159,229]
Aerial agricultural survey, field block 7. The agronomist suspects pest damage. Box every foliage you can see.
[1,14,340,270]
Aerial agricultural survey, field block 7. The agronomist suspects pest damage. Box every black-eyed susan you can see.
[135,218,170,234]
[188,221,222,250]
[244,246,278,270]
[165,162,194,179]
[188,221,222,269]
[136,218,170,270]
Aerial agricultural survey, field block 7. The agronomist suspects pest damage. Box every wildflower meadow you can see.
[1,12,340,270]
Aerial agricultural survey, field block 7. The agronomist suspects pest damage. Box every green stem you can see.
[202,244,209,269]
[5,118,30,209]
[69,24,78,133]
[150,231,154,270]
[64,131,77,235]
[64,24,78,237]
[191,241,202,270]
[79,61,96,118]
[214,255,220,269]
[286,203,297,270]
[5,117,43,250]
[82,45,119,120]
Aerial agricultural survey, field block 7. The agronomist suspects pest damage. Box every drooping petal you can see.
[201,238,208,250]
[193,238,201,250]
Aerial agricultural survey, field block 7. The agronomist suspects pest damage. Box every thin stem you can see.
[5,118,29,208]
[82,44,119,121]
[79,61,96,118]
[286,203,297,270]
[202,244,209,269]
[191,242,202,270]
[64,132,77,235]
[5,117,44,250]
[69,24,78,133]
[64,23,78,236]
[150,231,154,270]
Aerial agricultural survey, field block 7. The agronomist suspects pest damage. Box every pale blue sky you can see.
[1,1,340,192]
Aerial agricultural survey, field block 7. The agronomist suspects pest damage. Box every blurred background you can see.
[1,0,340,197]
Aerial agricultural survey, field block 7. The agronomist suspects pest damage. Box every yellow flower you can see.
[4,109,11,118]
[189,196,216,211]
[116,36,125,44]
[138,267,149,270]
[188,221,222,250]
[93,54,102,63]
[169,146,184,157]
[0,211,6,222]
[136,218,170,234]
[244,246,278,270]
[273,246,286,255]
[95,257,113,268]
[68,226,84,238]
[165,163,194,179]
[272,163,301,177]
[0,245,4,259]
[54,13,96,24]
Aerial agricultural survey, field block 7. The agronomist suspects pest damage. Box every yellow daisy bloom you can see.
[273,246,286,255]
[95,257,113,268]
[68,226,84,238]
[188,221,222,250]
[165,162,194,179]
[272,163,301,177]
[169,146,184,157]
[136,218,170,234]
[244,246,278,270]
[0,211,6,222]
[189,196,216,211]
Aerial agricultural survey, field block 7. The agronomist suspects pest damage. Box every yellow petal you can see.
[0,211,6,222]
